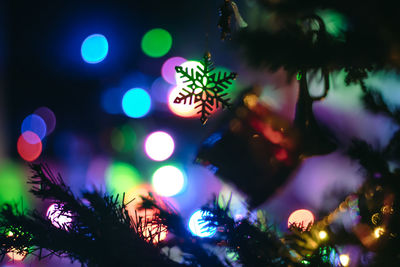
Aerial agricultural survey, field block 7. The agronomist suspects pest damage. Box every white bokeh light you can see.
[152,165,185,197]
[46,203,73,230]
[144,131,175,161]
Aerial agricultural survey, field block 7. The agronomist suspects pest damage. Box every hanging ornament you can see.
[174,52,237,124]
[217,0,247,40]
[196,87,302,207]
[294,70,337,156]
[196,70,337,206]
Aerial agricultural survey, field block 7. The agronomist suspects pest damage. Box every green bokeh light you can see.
[141,28,172,58]
[105,162,142,196]
[110,124,137,153]
[0,161,31,209]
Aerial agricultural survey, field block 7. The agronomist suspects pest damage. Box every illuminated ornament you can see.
[46,203,73,230]
[141,28,172,58]
[287,209,315,230]
[17,131,42,162]
[188,209,217,238]
[152,165,185,197]
[81,34,109,64]
[161,57,186,84]
[339,254,350,266]
[122,88,152,118]
[319,230,328,240]
[374,227,385,238]
[174,52,237,124]
[105,162,142,196]
[144,131,175,161]
[34,107,56,136]
[21,114,47,142]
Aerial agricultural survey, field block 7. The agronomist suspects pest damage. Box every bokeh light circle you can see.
[150,77,173,104]
[287,209,315,230]
[17,132,42,161]
[122,88,152,118]
[101,88,125,114]
[168,86,199,118]
[34,107,56,135]
[105,162,142,196]
[152,165,185,197]
[21,114,47,143]
[144,131,175,161]
[141,28,172,58]
[188,209,217,238]
[161,57,187,84]
[46,203,73,230]
[81,34,109,64]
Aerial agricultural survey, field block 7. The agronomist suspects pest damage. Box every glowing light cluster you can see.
[81,34,109,64]
[141,28,172,58]
[188,210,217,238]
[152,165,185,197]
[21,114,46,141]
[46,203,73,230]
[145,131,175,161]
[122,88,152,118]
[18,107,56,162]
[287,209,315,230]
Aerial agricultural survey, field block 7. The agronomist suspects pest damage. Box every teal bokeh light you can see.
[122,88,151,118]
[81,34,109,64]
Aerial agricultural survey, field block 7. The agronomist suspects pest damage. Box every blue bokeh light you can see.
[81,34,109,64]
[101,88,125,114]
[21,114,47,143]
[188,210,217,238]
[122,88,151,118]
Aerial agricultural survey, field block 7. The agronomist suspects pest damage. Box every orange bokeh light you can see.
[124,184,168,243]
[287,209,314,230]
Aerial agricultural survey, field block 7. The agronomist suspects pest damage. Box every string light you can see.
[339,254,350,266]
[374,227,385,238]
[287,209,315,230]
[188,210,217,238]
[46,203,73,230]
[319,230,328,240]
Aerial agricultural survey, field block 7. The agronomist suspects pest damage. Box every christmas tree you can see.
[1,0,399,266]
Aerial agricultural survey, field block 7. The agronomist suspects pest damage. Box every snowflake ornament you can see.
[174,52,237,124]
